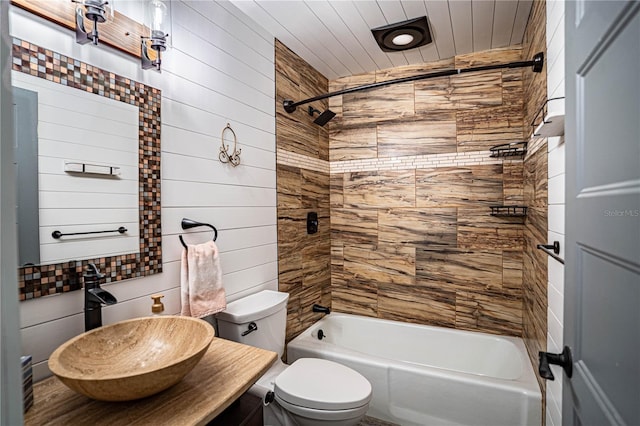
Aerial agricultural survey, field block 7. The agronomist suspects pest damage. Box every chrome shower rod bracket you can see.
[283,52,544,114]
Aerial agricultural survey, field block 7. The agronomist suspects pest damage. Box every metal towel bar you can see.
[52,226,127,239]
[536,241,565,264]
[178,218,218,249]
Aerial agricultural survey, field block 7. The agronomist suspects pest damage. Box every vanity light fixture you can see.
[73,0,114,46]
[141,0,170,72]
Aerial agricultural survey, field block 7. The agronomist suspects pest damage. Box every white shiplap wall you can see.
[13,71,140,264]
[11,0,277,381]
[545,1,565,425]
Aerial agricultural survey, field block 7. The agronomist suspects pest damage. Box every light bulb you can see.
[150,0,167,33]
[392,34,414,46]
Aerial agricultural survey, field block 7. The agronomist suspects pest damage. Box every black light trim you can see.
[371,16,432,52]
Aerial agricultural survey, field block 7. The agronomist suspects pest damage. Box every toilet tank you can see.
[216,290,289,357]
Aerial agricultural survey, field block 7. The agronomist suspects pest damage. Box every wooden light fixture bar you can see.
[11,0,155,60]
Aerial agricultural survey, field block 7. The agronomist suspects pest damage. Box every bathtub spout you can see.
[312,304,330,315]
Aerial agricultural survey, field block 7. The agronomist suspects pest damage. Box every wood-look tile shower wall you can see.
[275,40,331,343]
[522,0,549,396]
[274,37,549,342]
[329,47,528,336]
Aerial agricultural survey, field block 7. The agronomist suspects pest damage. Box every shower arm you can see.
[283,52,544,113]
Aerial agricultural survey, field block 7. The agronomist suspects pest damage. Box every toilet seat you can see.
[274,358,371,411]
[275,396,370,422]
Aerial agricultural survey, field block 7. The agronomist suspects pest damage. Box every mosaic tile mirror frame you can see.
[13,38,162,300]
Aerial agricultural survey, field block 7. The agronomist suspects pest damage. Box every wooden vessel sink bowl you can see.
[48,316,215,401]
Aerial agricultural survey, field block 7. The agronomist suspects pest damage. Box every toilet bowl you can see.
[216,290,372,426]
[274,358,371,426]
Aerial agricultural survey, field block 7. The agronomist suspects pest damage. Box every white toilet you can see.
[216,290,372,426]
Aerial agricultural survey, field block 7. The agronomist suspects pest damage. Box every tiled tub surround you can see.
[12,38,162,300]
[275,41,528,342]
[327,46,528,337]
[276,18,548,396]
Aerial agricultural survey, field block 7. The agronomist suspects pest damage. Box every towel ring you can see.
[179,218,218,249]
[219,123,241,167]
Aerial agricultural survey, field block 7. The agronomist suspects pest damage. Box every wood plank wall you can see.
[522,0,550,410]
[275,40,331,343]
[328,46,528,337]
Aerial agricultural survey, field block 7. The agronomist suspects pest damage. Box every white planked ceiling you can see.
[229,0,534,80]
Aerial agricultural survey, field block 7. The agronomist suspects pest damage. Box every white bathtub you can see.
[287,313,541,426]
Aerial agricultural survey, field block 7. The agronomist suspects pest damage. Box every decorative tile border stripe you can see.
[277,148,330,173]
[277,148,523,174]
[330,151,506,173]
[13,38,162,301]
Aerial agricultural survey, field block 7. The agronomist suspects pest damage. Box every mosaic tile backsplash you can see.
[12,38,162,300]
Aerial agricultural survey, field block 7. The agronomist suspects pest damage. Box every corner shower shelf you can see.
[489,141,528,158]
[490,205,528,217]
[532,97,565,138]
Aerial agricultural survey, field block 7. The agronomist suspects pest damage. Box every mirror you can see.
[13,72,140,266]
[12,37,162,301]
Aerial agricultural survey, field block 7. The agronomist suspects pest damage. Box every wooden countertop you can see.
[25,338,277,426]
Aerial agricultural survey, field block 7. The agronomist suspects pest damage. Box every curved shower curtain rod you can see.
[283,52,544,114]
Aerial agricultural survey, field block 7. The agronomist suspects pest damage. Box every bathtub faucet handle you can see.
[312,304,331,315]
[538,346,573,380]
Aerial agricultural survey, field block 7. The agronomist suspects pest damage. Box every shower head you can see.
[308,106,336,127]
[313,109,336,126]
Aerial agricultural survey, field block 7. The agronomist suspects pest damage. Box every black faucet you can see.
[84,263,117,331]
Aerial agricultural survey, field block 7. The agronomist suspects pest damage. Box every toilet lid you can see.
[274,358,372,411]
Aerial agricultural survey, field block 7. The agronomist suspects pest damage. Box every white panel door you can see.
[564,1,640,424]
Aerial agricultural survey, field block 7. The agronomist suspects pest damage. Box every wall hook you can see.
[219,123,241,167]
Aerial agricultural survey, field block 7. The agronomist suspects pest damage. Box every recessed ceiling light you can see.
[371,16,432,52]
[392,34,414,46]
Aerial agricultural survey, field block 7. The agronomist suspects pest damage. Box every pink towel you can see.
[180,240,226,318]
